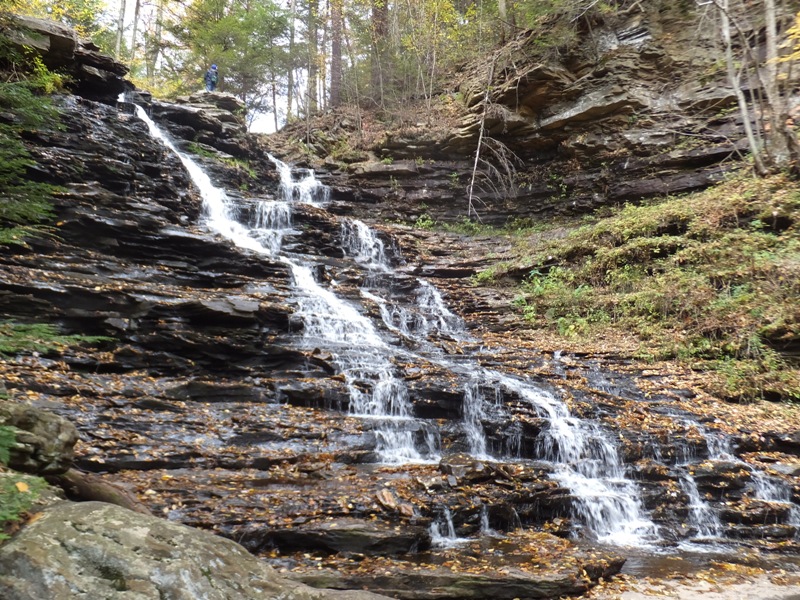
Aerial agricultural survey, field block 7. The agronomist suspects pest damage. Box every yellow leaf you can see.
[15,481,29,493]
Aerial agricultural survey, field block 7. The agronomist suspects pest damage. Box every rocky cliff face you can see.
[271,2,758,225]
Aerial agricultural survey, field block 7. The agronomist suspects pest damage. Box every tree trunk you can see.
[48,469,152,516]
[115,0,127,59]
[130,0,141,64]
[287,0,297,120]
[370,0,388,107]
[762,0,787,164]
[307,0,319,114]
[329,0,343,107]
[719,0,769,175]
[498,0,508,43]
[144,0,165,80]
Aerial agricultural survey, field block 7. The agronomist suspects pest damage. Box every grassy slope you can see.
[471,171,800,402]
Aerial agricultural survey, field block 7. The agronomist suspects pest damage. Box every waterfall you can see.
[134,105,668,545]
[430,507,466,547]
[268,154,330,206]
[135,106,431,464]
[415,280,464,338]
[704,429,800,529]
[462,379,490,459]
[342,219,389,271]
[250,200,292,254]
[480,504,496,536]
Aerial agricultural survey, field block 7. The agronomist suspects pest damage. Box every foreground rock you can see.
[0,501,388,600]
[0,402,77,475]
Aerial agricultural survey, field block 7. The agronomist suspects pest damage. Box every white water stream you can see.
[136,105,428,463]
[705,431,800,529]
[133,104,718,546]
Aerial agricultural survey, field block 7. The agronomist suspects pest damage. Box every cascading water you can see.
[489,373,658,545]
[291,263,427,462]
[342,219,389,271]
[269,154,330,206]
[132,105,798,549]
[705,430,800,530]
[462,379,490,459]
[250,200,292,254]
[480,504,497,536]
[430,507,467,547]
[414,280,465,339]
[339,213,656,544]
[135,106,432,464]
[678,473,723,539]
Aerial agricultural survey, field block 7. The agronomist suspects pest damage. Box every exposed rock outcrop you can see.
[5,15,130,104]
[0,501,389,600]
[0,403,77,475]
[268,3,770,225]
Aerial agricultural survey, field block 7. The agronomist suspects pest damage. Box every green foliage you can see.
[0,321,111,356]
[414,213,435,229]
[441,217,493,236]
[488,172,800,401]
[0,49,64,246]
[0,472,46,542]
[6,0,109,39]
[168,0,289,114]
[0,427,14,466]
[222,157,256,179]
[0,425,46,543]
[186,142,218,158]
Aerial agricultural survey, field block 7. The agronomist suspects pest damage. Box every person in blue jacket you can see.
[204,64,218,92]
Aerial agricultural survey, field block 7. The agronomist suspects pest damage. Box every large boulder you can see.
[0,403,77,475]
[0,501,390,600]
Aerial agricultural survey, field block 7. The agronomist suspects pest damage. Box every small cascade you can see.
[480,504,497,536]
[494,373,658,545]
[268,154,329,205]
[341,219,389,271]
[250,200,292,254]
[289,263,430,463]
[414,280,465,339]
[344,222,462,341]
[750,471,800,529]
[679,473,723,539]
[360,289,415,337]
[462,379,490,459]
[430,507,467,548]
[703,428,800,529]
